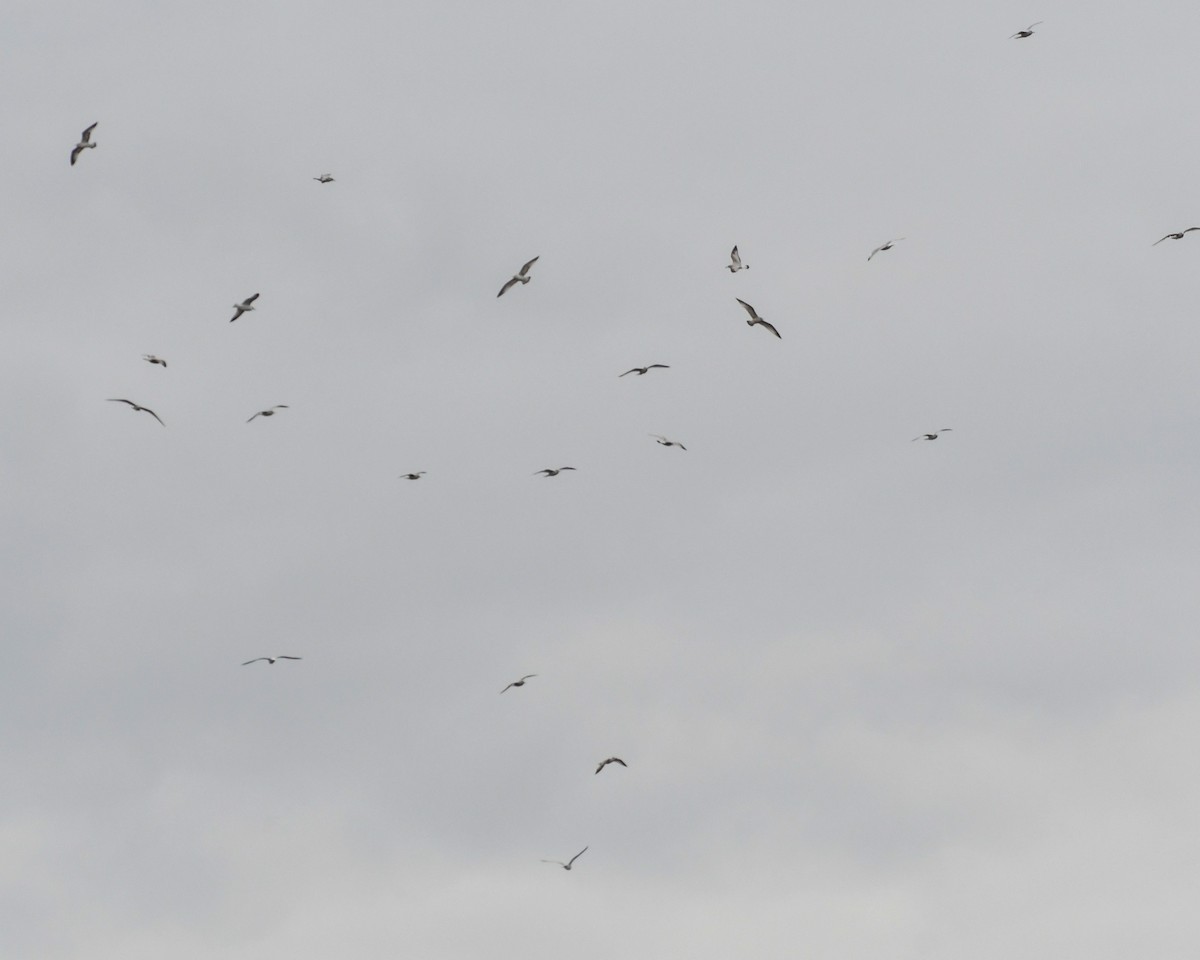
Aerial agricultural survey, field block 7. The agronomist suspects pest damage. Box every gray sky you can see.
[5,1,1200,957]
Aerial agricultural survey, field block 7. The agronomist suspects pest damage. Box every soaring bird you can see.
[399,472,426,480]
[726,245,748,272]
[497,256,539,297]
[313,174,334,183]
[619,364,670,377]
[242,656,302,665]
[501,674,537,693]
[650,434,687,451]
[1153,227,1200,245]
[142,354,168,368]
[912,428,953,441]
[541,847,588,871]
[735,299,781,338]
[70,123,98,166]
[247,405,289,422]
[868,238,905,261]
[230,293,260,322]
[595,757,627,775]
[107,398,165,426]
[534,467,576,476]
[1010,21,1043,38]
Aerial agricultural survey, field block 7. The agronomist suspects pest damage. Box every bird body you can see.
[535,467,576,476]
[595,757,627,775]
[912,428,953,441]
[868,238,904,261]
[542,846,588,870]
[735,299,781,338]
[142,354,167,368]
[650,434,686,451]
[247,405,289,422]
[501,674,537,693]
[70,123,98,165]
[1010,21,1043,38]
[726,245,748,272]
[400,472,426,480]
[107,398,165,426]
[230,293,260,322]
[313,174,334,183]
[619,364,670,377]
[242,656,302,665]
[1153,228,1200,245]
[497,257,539,297]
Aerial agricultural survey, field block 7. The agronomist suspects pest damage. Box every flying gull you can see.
[868,238,905,261]
[726,246,748,272]
[501,674,537,693]
[650,434,687,451]
[595,757,627,775]
[534,467,576,476]
[230,293,260,322]
[497,257,539,297]
[1010,22,1043,39]
[247,405,289,422]
[1153,228,1200,245]
[107,398,165,426]
[313,174,334,183]
[619,364,670,377]
[70,123,98,166]
[242,656,302,665]
[912,428,953,441]
[399,472,426,480]
[142,354,167,368]
[735,299,781,338]
[541,846,588,871]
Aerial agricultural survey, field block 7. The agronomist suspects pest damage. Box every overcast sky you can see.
[5,2,1200,958]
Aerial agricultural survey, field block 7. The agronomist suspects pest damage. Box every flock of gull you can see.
[67,24,1186,873]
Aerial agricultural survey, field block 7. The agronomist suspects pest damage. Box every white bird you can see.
[230,293,260,322]
[313,174,334,183]
[142,354,168,368]
[242,656,302,665]
[1153,227,1200,245]
[501,674,537,693]
[70,123,98,166]
[107,398,165,426]
[247,405,289,422]
[619,364,670,377]
[541,846,588,870]
[497,256,539,297]
[595,757,626,775]
[912,428,953,441]
[726,245,748,272]
[1010,21,1043,39]
[650,434,687,451]
[735,299,781,339]
[534,467,576,476]
[399,472,426,480]
[868,238,905,261]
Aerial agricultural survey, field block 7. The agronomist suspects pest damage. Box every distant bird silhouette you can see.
[142,354,167,368]
[501,674,537,693]
[726,245,748,272]
[912,428,952,441]
[534,467,576,476]
[313,174,334,183]
[242,656,302,665]
[650,434,687,451]
[868,238,904,261]
[497,256,539,297]
[399,472,426,480]
[1010,21,1043,38]
[247,405,289,422]
[595,757,627,775]
[735,299,781,338]
[230,293,260,322]
[619,364,670,377]
[70,123,98,166]
[107,398,165,426]
[1153,228,1200,245]
[542,846,588,870]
